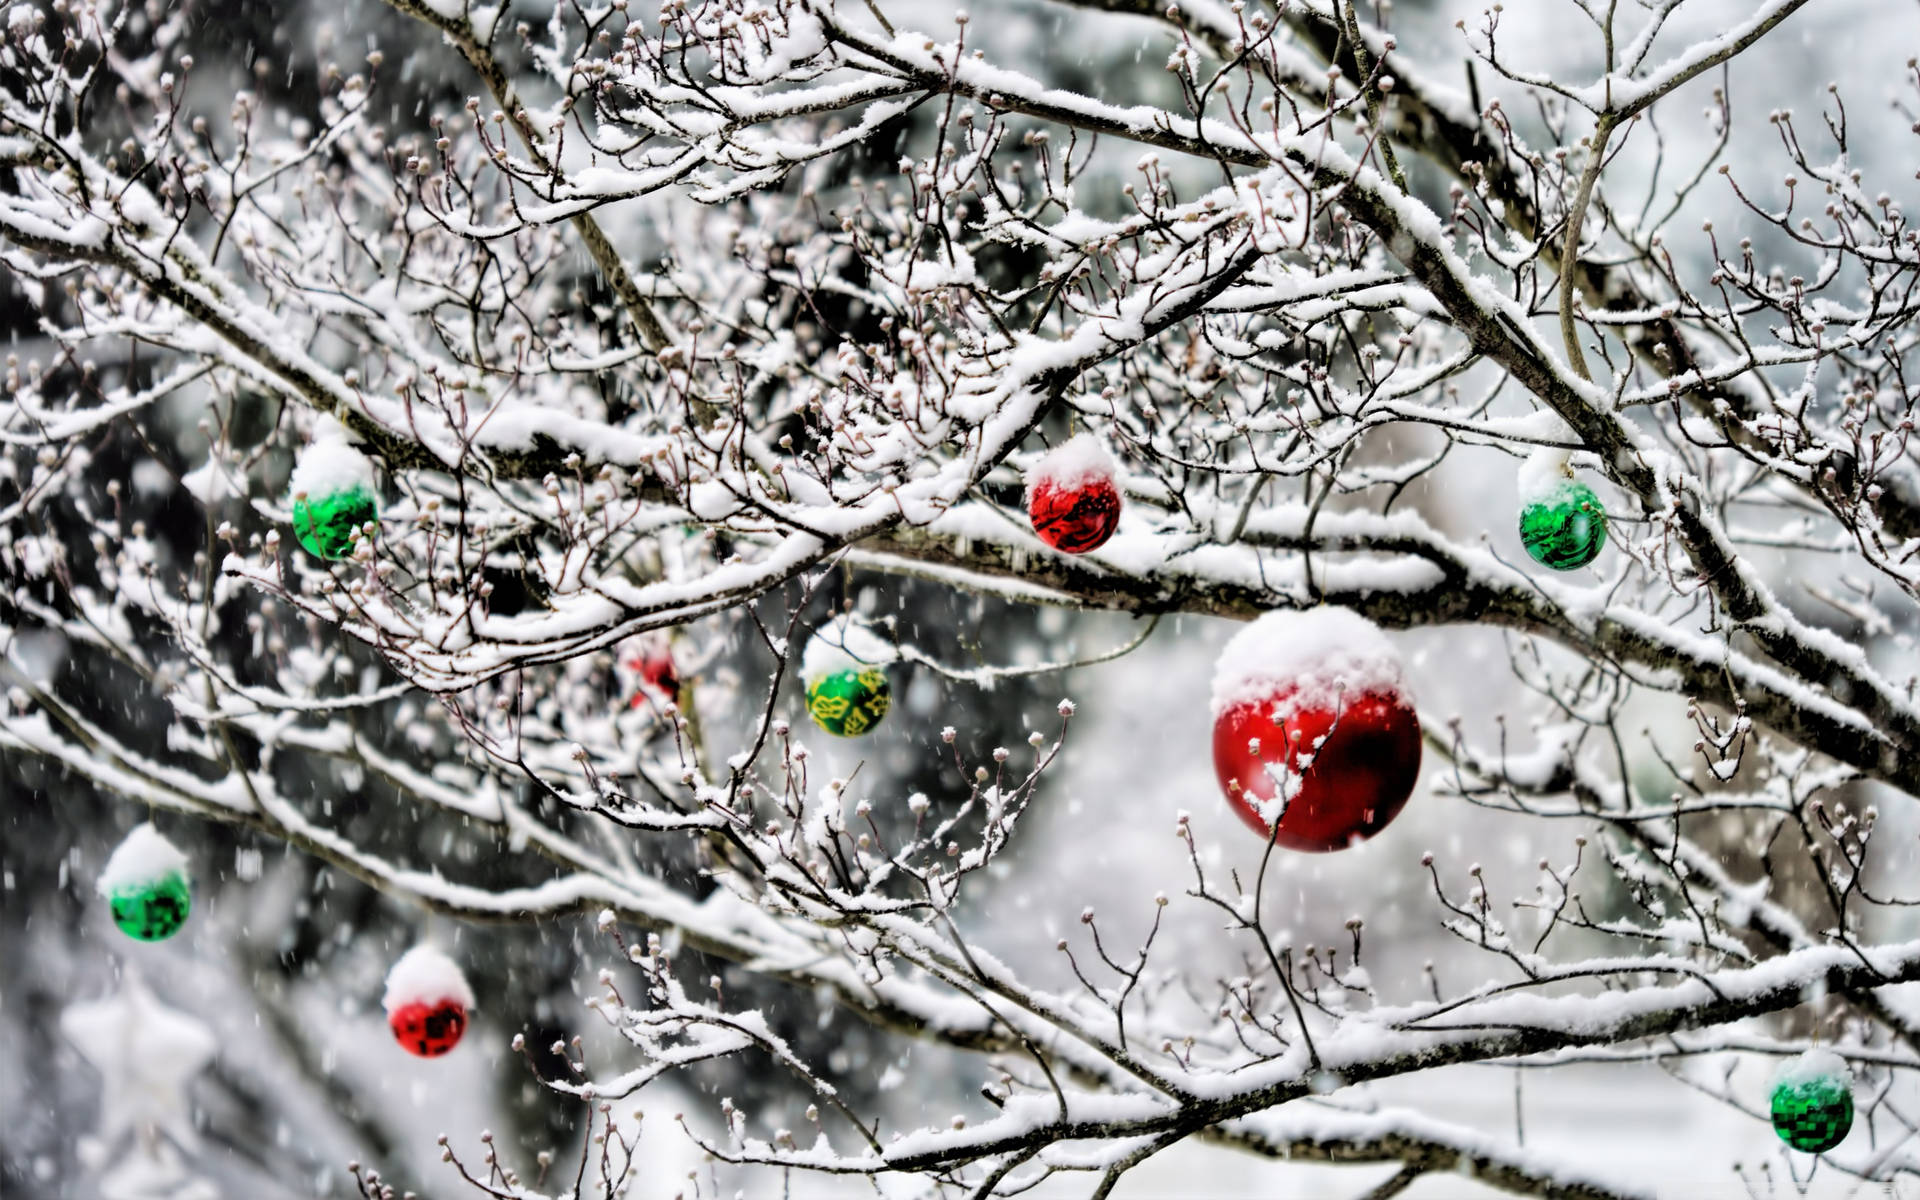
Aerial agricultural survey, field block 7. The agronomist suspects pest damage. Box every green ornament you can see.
[292,487,378,561]
[1771,1054,1853,1153]
[1519,478,1607,571]
[805,667,891,738]
[98,825,193,942]
[107,872,193,942]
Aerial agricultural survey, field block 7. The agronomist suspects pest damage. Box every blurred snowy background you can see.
[5,0,1919,1196]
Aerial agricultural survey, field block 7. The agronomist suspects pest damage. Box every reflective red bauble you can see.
[1212,687,1421,851]
[1210,609,1421,853]
[1026,435,1122,554]
[388,999,469,1058]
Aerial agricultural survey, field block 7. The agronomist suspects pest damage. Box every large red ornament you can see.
[1210,609,1421,853]
[388,999,469,1058]
[1026,435,1122,554]
[383,944,474,1059]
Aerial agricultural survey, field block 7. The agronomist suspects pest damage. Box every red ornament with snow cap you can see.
[384,945,473,1058]
[1026,434,1122,554]
[1210,608,1421,852]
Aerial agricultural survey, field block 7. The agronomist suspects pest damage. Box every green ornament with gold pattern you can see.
[806,666,892,738]
[801,623,896,738]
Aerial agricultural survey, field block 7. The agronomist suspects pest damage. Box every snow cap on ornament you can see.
[1210,607,1421,852]
[801,619,895,738]
[384,944,473,1058]
[1770,1048,1853,1153]
[1025,433,1122,554]
[97,823,193,941]
[289,430,379,562]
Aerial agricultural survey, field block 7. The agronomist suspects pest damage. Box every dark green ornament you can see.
[1771,1066,1853,1153]
[1519,479,1607,571]
[292,487,378,561]
[107,872,192,942]
[805,667,891,738]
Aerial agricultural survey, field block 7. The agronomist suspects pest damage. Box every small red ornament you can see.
[388,999,469,1058]
[1026,435,1122,554]
[625,639,681,708]
[1210,609,1422,853]
[384,944,474,1059]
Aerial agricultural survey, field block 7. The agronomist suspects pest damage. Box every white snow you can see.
[96,823,190,894]
[1024,432,1116,499]
[1517,447,1577,505]
[288,438,374,501]
[801,619,897,684]
[179,454,237,505]
[130,458,173,499]
[1210,607,1409,717]
[60,973,217,1172]
[382,944,475,1013]
[1773,1047,1851,1090]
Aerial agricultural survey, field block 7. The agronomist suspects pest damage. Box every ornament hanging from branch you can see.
[1026,434,1123,554]
[1517,449,1607,571]
[1210,608,1422,852]
[1770,1049,1853,1152]
[384,945,473,1058]
[289,437,379,562]
[97,824,193,942]
[801,619,895,738]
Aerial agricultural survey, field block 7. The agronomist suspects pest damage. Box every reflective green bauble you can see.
[107,872,192,941]
[1771,1069,1853,1153]
[805,667,891,738]
[1519,480,1607,571]
[292,487,378,561]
